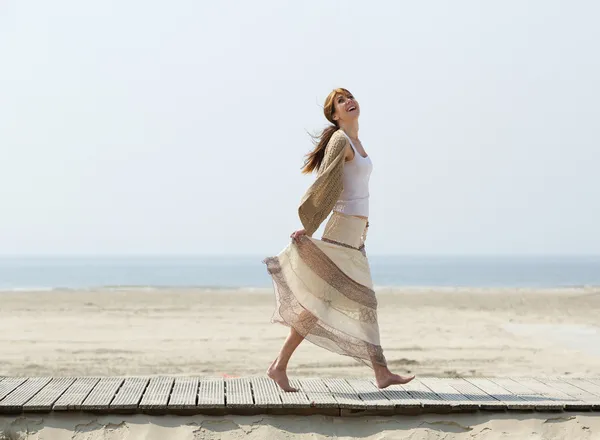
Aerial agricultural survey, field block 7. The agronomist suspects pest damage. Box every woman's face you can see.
[332,92,360,123]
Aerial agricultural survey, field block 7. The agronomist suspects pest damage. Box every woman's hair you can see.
[301,88,352,174]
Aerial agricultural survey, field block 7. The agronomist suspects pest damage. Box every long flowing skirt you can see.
[263,211,386,367]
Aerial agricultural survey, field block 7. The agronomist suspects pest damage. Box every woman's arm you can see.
[297,132,348,236]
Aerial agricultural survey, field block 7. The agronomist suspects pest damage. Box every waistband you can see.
[322,212,369,250]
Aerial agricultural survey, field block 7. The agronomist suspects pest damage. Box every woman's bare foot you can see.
[266,359,298,392]
[375,373,415,389]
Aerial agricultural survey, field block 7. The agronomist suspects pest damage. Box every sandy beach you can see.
[1,287,600,439]
[1,287,600,378]
[1,412,600,440]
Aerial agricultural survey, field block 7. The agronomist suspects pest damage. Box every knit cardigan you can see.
[298,130,348,236]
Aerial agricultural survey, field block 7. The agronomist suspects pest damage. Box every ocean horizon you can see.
[1,254,599,290]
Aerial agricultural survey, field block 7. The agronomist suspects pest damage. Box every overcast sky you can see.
[1,1,598,256]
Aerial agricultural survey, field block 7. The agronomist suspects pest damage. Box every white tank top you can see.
[333,131,372,217]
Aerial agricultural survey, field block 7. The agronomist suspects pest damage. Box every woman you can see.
[263,88,415,392]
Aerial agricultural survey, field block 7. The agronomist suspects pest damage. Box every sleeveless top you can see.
[333,131,372,217]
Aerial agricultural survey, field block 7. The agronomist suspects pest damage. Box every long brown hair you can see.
[301,88,352,174]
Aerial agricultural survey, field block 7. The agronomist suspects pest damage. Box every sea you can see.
[0,255,599,290]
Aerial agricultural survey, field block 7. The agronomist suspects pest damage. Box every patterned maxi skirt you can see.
[263,211,386,367]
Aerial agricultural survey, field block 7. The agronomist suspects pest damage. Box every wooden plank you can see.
[538,378,600,408]
[110,377,149,410]
[168,377,198,409]
[23,377,75,411]
[322,378,364,409]
[489,378,562,410]
[419,378,478,410]
[297,378,339,409]
[225,378,253,408]
[0,378,27,401]
[3,375,600,415]
[465,378,533,410]
[402,378,449,409]
[369,381,422,410]
[53,377,100,410]
[346,379,394,410]
[279,379,311,408]
[197,377,225,408]
[0,377,52,412]
[513,378,590,410]
[444,378,505,410]
[139,377,174,409]
[250,377,282,408]
[81,377,123,410]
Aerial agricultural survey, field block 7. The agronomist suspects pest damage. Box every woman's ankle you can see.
[270,359,288,372]
[373,365,390,379]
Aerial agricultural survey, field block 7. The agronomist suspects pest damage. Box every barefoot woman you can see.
[263,88,415,391]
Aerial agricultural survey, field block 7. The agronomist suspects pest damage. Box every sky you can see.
[1,1,598,256]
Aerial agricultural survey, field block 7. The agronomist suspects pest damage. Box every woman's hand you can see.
[290,228,307,242]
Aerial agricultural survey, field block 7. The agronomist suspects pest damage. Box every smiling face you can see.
[324,88,360,125]
[332,91,360,123]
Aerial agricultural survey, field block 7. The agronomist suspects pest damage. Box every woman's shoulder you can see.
[330,129,346,141]
[326,129,349,152]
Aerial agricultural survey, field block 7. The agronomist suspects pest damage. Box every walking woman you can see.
[263,88,415,392]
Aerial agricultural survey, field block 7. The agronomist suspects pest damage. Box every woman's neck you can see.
[339,120,359,139]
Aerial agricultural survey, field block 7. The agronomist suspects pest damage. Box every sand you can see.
[1,286,600,378]
[1,286,600,439]
[1,413,600,440]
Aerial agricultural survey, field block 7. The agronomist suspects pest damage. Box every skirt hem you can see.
[263,247,387,368]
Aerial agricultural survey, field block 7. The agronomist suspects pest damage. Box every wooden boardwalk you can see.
[1,376,600,416]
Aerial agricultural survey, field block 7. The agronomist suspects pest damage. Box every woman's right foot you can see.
[267,359,298,392]
[375,373,415,389]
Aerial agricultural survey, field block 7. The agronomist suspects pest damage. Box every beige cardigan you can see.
[298,130,348,236]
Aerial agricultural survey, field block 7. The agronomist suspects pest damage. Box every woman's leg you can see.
[267,326,304,392]
[361,223,415,388]
[372,358,415,389]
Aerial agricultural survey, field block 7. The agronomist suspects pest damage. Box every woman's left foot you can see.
[376,373,415,389]
[267,359,298,392]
